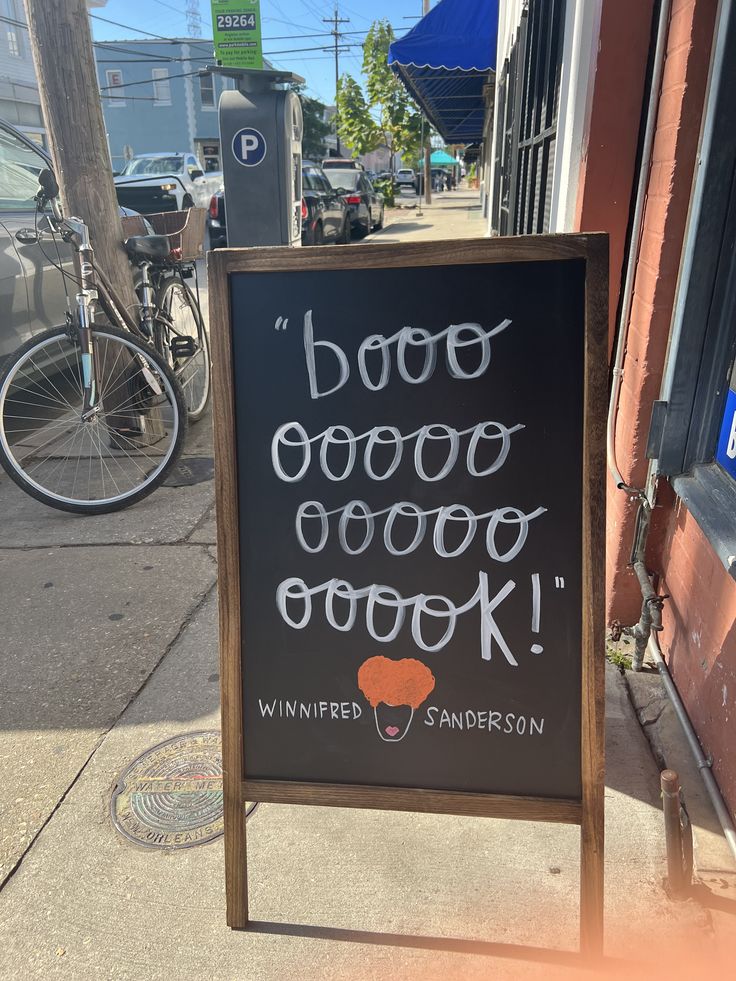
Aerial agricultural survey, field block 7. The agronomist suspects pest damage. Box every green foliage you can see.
[373,175,395,207]
[606,642,633,672]
[291,83,332,160]
[336,19,424,169]
[336,75,381,157]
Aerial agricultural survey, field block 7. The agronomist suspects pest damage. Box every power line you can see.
[89,13,212,55]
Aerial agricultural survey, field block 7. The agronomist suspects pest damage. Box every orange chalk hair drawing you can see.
[358,656,435,743]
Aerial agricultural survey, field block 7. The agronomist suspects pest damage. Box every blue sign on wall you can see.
[232,127,267,167]
[716,387,736,480]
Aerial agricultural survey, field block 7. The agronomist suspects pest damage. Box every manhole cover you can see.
[164,456,214,487]
[111,731,223,849]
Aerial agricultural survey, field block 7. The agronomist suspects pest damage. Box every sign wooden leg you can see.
[579,802,604,957]
[224,790,248,928]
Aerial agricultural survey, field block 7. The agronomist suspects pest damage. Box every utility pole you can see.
[323,6,349,156]
[24,0,137,310]
[186,0,202,37]
[423,0,432,205]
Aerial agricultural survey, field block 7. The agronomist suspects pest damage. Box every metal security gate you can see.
[492,0,566,236]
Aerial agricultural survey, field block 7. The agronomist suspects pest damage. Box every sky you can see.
[90,0,426,106]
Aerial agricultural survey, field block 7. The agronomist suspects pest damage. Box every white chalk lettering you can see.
[306,310,512,398]
[272,421,525,484]
[275,572,519,664]
[295,498,547,562]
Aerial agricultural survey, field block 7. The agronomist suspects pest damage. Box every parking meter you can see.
[217,69,304,248]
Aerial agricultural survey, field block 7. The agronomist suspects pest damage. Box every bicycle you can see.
[127,216,211,423]
[0,169,189,514]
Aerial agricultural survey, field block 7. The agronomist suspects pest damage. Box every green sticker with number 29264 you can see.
[211,0,263,70]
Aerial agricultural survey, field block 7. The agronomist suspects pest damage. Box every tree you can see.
[335,75,380,158]
[336,20,424,171]
[292,84,332,160]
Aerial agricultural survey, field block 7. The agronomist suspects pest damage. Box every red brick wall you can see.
[596,0,736,813]
[574,0,654,352]
[655,504,736,812]
[603,0,716,624]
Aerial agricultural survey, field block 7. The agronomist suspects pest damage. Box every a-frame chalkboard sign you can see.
[209,234,607,954]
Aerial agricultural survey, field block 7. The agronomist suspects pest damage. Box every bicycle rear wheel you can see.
[156,275,211,421]
[0,324,187,514]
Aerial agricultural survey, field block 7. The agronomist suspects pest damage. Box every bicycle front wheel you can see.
[156,275,211,421]
[0,325,187,514]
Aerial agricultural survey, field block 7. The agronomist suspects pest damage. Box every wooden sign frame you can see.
[209,234,608,954]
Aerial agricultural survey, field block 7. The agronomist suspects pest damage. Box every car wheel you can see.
[339,216,351,244]
[312,222,324,246]
[182,195,194,209]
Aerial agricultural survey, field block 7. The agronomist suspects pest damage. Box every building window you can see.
[491,0,566,235]
[3,0,23,57]
[152,68,172,106]
[654,13,736,574]
[105,69,126,108]
[200,73,215,109]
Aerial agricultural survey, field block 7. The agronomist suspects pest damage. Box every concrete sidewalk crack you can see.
[0,579,218,896]
[184,502,216,542]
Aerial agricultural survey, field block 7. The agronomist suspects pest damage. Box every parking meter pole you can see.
[213,68,304,248]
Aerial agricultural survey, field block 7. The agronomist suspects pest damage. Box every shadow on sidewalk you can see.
[246,920,634,974]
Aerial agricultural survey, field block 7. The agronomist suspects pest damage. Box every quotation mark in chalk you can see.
[555,576,565,589]
[274,316,289,332]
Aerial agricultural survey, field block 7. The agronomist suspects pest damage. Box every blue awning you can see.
[389,0,498,144]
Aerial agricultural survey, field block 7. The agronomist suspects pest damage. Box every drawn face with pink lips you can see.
[357,656,436,744]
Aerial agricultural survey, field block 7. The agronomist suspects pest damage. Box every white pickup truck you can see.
[114,152,222,214]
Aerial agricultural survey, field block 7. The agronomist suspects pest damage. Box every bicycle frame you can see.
[47,196,146,417]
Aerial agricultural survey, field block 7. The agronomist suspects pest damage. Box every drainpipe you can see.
[629,498,666,671]
[607,0,672,497]
[648,633,736,864]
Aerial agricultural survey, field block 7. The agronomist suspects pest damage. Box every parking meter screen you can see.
[228,256,587,799]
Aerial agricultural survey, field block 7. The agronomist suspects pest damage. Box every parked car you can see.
[206,160,351,248]
[396,168,416,188]
[114,152,222,214]
[322,158,364,172]
[0,118,152,358]
[324,169,385,238]
[302,160,351,244]
[207,191,227,249]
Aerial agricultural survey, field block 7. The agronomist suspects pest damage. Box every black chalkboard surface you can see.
[210,235,608,942]
[229,254,584,799]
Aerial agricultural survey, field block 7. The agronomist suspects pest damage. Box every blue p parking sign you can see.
[232,127,267,167]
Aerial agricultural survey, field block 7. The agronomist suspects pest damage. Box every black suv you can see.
[207,160,350,248]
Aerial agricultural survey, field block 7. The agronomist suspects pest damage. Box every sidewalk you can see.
[0,200,734,980]
[377,185,487,243]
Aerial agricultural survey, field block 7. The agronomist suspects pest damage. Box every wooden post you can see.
[580,233,608,958]
[23,0,138,310]
[209,254,248,929]
[661,770,689,897]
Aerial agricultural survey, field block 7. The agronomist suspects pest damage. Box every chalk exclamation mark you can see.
[530,573,543,654]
